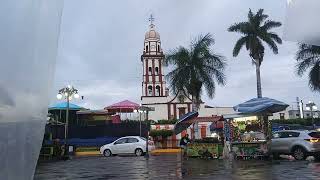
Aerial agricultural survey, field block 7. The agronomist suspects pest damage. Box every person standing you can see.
[180,134,191,158]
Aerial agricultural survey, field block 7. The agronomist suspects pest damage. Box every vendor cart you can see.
[174,113,225,159]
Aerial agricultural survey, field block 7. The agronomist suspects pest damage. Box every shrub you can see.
[271,118,320,126]
[149,129,174,138]
[155,119,178,125]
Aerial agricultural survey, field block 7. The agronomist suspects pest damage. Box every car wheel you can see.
[135,148,143,156]
[103,149,112,157]
[292,147,306,160]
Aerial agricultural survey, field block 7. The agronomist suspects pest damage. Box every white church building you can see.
[140,19,235,121]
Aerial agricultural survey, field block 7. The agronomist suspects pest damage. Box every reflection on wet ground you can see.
[35,155,320,180]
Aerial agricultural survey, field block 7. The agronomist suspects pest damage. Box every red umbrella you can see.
[104,100,139,113]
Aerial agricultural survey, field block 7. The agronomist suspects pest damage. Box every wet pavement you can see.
[35,155,320,180]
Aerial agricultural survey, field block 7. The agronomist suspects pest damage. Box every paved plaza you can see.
[35,155,320,180]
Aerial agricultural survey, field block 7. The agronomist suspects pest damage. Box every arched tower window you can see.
[156,85,161,96]
[148,67,152,74]
[155,67,159,75]
[146,45,149,52]
[148,86,153,96]
[158,45,160,52]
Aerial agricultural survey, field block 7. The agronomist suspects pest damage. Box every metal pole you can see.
[64,92,69,157]
[311,108,315,129]
[139,112,141,136]
[145,110,149,159]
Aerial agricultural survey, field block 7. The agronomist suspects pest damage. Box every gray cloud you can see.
[51,0,320,109]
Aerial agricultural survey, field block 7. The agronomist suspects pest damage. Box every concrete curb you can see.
[75,149,182,156]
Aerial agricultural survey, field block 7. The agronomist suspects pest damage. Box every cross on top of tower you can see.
[149,14,155,28]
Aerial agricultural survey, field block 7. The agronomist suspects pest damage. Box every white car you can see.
[271,130,320,160]
[100,136,155,157]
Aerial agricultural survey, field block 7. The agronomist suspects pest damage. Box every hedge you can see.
[149,129,174,138]
[271,118,320,126]
[154,119,178,125]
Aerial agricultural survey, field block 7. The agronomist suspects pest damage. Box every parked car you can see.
[100,136,155,157]
[270,130,320,160]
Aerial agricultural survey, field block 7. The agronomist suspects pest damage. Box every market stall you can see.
[174,113,224,159]
[224,114,268,160]
[224,97,289,160]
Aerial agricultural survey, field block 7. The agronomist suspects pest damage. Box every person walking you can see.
[180,134,191,158]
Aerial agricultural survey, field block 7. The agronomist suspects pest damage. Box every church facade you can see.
[141,20,234,121]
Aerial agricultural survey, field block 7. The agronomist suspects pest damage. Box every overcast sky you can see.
[51,0,320,110]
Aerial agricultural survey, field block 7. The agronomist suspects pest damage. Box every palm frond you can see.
[228,22,250,34]
[262,20,282,31]
[255,9,268,23]
[308,62,320,91]
[232,36,247,57]
[259,32,279,54]
[164,46,190,66]
[296,56,319,76]
[268,32,282,44]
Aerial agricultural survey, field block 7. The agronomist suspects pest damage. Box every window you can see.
[148,67,152,74]
[156,85,160,96]
[309,132,320,138]
[286,132,300,138]
[114,138,127,145]
[155,67,159,75]
[272,133,280,139]
[148,86,153,96]
[296,114,300,117]
[280,113,285,120]
[158,45,160,52]
[306,114,310,117]
[274,131,300,139]
[146,45,148,52]
[127,138,139,143]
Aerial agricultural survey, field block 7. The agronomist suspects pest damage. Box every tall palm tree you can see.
[164,33,226,112]
[296,44,320,91]
[228,9,282,98]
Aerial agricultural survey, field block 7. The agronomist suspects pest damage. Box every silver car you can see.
[271,130,320,160]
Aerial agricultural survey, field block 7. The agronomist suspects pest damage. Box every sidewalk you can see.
[75,149,182,157]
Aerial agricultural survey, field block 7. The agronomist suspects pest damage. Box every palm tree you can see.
[228,9,282,98]
[296,44,320,91]
[164,33,226,112]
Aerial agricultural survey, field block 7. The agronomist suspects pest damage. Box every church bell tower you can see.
[141,15,167,98]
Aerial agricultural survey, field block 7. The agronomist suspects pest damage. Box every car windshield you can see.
[140,137,146,141]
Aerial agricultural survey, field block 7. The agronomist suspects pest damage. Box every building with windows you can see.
[270,108,320,120]
[140,19,235,121]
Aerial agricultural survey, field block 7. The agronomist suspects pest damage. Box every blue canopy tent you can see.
[174,111,199,135]
[232,97,289,137]
[48,102,84,126]
[233,97,289,114]
[48,102,83,110]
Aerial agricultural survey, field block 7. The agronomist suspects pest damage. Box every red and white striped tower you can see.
[141,15,167,98]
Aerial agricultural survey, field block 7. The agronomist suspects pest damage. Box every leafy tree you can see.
[165,33,226,111]
[228,9,282,98]
[296,44,320,91]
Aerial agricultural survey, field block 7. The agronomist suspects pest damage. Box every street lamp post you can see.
[134,109,146,137]
[306,101,317,129]
[134,107,150,159]
[57,85,80,159]
[145,110,150,159]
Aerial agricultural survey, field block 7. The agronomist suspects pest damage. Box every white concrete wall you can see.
[147,104,168,120]
[198,106,236,117]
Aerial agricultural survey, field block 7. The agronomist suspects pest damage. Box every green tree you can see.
[228,9,282,98]
[296,44,320,91]
[164,33,226,111]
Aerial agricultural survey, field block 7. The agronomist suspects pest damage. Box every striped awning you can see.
[233,97,289,114]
